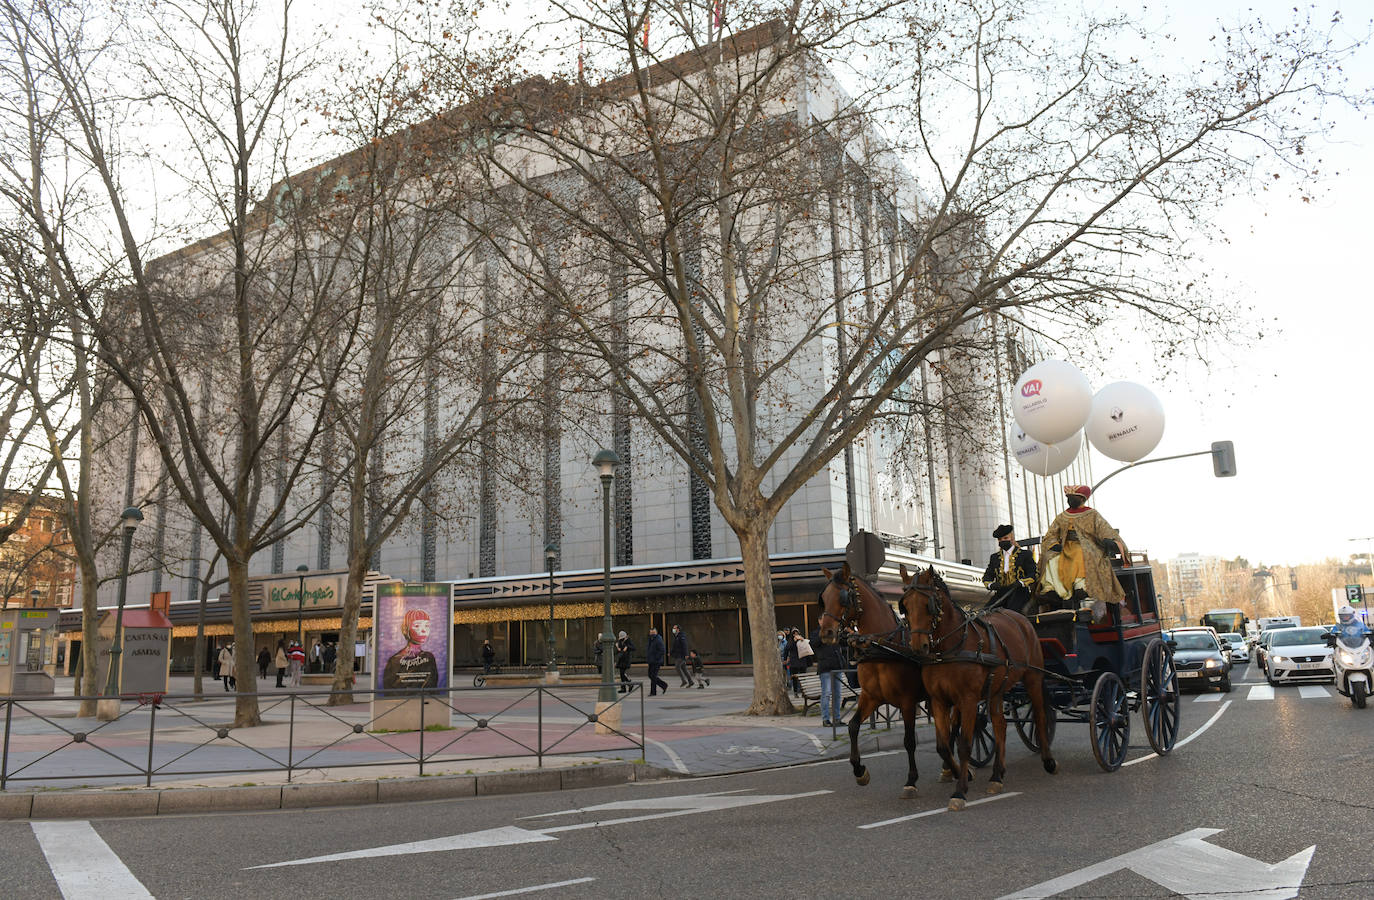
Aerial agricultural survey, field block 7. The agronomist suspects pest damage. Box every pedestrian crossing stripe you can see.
[1192,685,1331,702]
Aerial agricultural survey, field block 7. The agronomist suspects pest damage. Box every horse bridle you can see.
[901,579,946,642]
[818,574,863,630]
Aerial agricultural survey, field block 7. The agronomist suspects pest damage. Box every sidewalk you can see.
[0,674,928,819]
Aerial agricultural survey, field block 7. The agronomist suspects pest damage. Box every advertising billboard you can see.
[374,583,451,693]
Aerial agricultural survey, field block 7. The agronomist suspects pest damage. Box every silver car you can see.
[1219,632,1249,663]
[1265,626,1335,685]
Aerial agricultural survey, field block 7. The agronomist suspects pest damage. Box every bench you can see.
[797,672,911,729]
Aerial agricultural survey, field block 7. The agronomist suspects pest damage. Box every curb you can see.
[1,761,678,821]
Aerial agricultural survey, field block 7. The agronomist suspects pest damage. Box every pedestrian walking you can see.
[811,627,845,727]
[645,628,669,696]
[288,641,306,686]
[217,644,235,691]
[311,640,323,674]
[256,647,271,680]
[274,640,287,688]
[688,649,709,688]
[615,631,634,693]
[481,639,496,674]
[783,629,802,695]
[323,642,337,673]
[670,624,694,687]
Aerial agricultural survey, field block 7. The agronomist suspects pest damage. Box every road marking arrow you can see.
[251,790,829,869]
[997,827,1315,900]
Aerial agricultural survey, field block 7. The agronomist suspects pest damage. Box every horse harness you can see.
[901,579,1029,701]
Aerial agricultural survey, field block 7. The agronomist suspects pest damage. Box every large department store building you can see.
[62,27,1093,675]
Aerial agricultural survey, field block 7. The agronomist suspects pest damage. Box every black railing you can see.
[0,682,645,790]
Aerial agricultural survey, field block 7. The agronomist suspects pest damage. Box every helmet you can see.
[1338,605,1356,623]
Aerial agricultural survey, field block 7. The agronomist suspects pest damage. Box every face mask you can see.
[998,540,1013,551]
[1067,496,1084,509]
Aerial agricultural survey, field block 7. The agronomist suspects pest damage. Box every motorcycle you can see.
[1325,630,1374,709]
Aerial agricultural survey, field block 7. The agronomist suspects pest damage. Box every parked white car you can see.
[1219,632,1249,663]
[1265,626,1335,685]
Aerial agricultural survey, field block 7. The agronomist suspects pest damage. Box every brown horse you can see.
[818,563,933,799]
[898,564,1057,810]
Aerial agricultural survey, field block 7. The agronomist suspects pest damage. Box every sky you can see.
[1076,1,1373,566]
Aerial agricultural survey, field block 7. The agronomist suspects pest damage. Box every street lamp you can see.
[102,506,143,698]
[545,542,559,675]
[296,564,310,649]
[592,448,620,703]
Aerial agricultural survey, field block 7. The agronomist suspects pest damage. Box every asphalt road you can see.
[5,663,1373,900]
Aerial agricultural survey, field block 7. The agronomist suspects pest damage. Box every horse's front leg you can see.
[949,696,978,811]
[900,701,919,799]
[987,690,1008,794]
[848,690,878,786]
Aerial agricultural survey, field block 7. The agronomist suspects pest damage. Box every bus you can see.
[1200,608,1247,635]
[1256,615,1301,632]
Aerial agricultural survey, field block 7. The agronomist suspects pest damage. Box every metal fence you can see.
[0,681,645,790]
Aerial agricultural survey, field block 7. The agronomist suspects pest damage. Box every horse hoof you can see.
[986,781,1004,795]
[939,768,954,783]
[856,769,871,786]
[900,786,918,800]
[1044,758,1058,775]
[948,797,966,812]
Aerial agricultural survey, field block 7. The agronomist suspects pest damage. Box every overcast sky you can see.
[1077,1,1372,566]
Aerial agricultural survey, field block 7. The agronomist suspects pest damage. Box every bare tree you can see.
[437,0,1365,713]
[9,0,356,726]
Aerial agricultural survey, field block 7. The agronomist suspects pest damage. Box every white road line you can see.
[452,877,596,899]
[642,736,690,774]
[30,821,153,900]
[774,725,827,753]
[1298,685,1331,698]
[1248,684,1275,700]
[1193,694,1223,703]
[857,791,1022,829]
[1122,700,1231,768]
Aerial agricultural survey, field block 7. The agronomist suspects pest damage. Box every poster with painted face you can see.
[375,583,451,693]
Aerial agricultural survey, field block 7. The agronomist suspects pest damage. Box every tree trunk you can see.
[328,545,371,705]
[227,558,261,726]
[77,560,101,716]
[738,525,793,716]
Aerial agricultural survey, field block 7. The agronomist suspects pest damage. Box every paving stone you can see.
[31,790,160,819]
[281,780,377,808]
[476,769,560,796]
[0,792,34,819]
[377,775,477,804]
[558,762,636,790]
[157,785,282,814]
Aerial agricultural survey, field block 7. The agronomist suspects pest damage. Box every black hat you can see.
[993,524,1014,539]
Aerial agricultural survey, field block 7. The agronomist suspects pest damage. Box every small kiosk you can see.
[94,609,173,696]
[0,608,61,696]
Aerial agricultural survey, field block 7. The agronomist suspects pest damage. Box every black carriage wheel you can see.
[1140,639,1180,756]
[1089,672,1130,772]
[1008,683,1057,753]
[969,704,995,769]
[951,704,996,769]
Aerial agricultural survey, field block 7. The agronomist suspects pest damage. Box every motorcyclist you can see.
[1336,605,1370,648]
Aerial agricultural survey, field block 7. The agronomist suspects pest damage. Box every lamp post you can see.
[545,542,559,675]
[102,507,144,698]
[592,449,619,703]
[296,564,309,649]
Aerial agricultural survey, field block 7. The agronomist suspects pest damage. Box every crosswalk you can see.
[1192,684,1332,702]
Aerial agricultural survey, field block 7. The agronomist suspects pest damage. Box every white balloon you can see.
[1010,427,1082,477]
[1086,381,1165,462]
[1012,359,1093,444]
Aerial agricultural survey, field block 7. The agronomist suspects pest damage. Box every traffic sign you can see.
[1346,584,1364,603]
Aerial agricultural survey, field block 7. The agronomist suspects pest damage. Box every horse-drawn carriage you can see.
[981,553,1181,772]
[817,550,1182,810]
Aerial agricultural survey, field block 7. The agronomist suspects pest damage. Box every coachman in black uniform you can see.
[983,524,1038,615]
